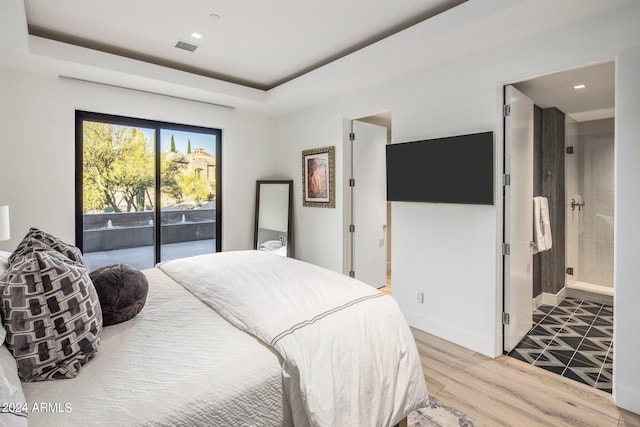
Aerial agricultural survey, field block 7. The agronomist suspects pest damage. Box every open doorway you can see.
[344,112,391,292]
[503,61,615,394]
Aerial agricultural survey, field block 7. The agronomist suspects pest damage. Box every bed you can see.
[2,247,428,426]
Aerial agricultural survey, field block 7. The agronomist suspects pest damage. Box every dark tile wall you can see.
[533,106,566,297]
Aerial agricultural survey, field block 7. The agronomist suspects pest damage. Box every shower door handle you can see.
[571,199,585,211]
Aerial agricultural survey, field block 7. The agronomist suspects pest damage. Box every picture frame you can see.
[302,146,335,208]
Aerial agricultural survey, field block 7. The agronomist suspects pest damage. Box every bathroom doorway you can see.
[504,60,615,393]
[343,112,392,291]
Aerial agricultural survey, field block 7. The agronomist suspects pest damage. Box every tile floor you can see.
[508,297,613,393]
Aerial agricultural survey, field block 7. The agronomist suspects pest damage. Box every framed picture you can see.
[302,146,335,208]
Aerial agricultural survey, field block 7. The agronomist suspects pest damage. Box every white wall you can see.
[277,1,640,410]
[614,45,640,414]
[0,68,278,253]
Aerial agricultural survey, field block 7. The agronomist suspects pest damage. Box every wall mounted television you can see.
[386,131,494,205]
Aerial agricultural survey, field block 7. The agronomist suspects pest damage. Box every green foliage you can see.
[179,170,214,205]
[114,128,154,212]
[187,139,191,154]
[160,152,185,203]
[83,122,167,213]
[83,122,215,213]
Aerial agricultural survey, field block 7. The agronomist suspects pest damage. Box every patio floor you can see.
[83,239,216,271]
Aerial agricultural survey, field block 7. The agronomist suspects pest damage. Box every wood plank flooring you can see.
[412,327,640,427]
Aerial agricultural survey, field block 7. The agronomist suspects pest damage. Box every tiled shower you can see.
[565,118,615,297]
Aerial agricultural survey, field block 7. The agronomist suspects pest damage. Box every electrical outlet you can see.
[416,291,424,304]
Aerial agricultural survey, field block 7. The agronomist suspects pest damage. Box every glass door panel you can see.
[159,129,218,262]
[81,121,156,270]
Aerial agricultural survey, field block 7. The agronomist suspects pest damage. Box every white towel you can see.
[533,197,545,253]
[539,196,552,250]
[533,196,553,253]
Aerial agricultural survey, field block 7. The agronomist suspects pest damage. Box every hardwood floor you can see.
[412,327,640,427]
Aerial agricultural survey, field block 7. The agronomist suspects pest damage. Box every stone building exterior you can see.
[185,148,216,183]
[166,147,216,184]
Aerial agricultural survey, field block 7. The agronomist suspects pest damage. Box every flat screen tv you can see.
[386,131,494,205]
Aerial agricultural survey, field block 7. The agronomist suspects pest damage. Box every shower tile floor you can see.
[508,297,613,393]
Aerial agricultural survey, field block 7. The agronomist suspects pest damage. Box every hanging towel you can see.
[539,196,553,250]
[533,196,553,253]
[533,197,546,253]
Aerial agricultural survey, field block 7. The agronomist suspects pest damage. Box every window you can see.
[75,111,222,270]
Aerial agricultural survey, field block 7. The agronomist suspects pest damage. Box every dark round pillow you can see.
[89,264,149,326]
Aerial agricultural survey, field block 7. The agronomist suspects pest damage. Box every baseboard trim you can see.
[402,308,497,358]
[566,287,614,306]
[533,287,567,309]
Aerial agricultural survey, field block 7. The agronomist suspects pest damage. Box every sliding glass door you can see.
[159,128,218,262]
[76,111,221,270]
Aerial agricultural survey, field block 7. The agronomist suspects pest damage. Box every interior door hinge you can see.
[502,243,510,256]
[349,132,355,141]
[349,224,355,233]
[349,270,355,278]
[503,104,511,117]
[349,178,355,187]
[503,174,511,186]
[502,312,510,325]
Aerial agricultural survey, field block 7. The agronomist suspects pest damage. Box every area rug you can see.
[409,396,485,427]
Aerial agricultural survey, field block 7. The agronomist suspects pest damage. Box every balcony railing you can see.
[83,210,215,252]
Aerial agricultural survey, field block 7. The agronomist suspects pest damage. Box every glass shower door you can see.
[565,118,614,294]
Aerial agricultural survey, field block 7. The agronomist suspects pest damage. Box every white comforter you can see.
[22,268,286,427]
[158,250,428,427]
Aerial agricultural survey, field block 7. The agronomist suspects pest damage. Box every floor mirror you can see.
[254,180,293,257]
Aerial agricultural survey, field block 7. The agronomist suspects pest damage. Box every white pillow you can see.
[0,345,28,426]
[1,251,28,425]
[0,250,9,276]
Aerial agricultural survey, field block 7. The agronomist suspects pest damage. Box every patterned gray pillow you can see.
[0,246,102,382]
[8,227,84,266]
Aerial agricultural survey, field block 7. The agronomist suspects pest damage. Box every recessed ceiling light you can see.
[573,84,586,90]
[209,13,221,20]
[191,32,203,39]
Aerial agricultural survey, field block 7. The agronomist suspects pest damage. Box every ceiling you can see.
[3,0,631,116]
[515,61,615,122]
[24,0,466,91]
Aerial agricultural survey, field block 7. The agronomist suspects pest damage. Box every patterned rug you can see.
[409,396,485,427]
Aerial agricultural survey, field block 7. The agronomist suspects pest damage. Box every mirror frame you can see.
[254,180,294,257]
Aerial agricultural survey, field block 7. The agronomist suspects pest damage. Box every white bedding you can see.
[22,268,286,427]
[158,250,428,427]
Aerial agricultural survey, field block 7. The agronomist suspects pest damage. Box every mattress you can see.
[21,268,287,427]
